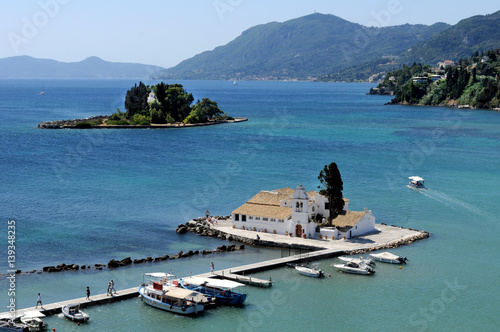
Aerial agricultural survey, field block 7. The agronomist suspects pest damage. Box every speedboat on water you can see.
[295,265,325,278]
[408,176,425,189]
[370,252,408,264]
[333,262,375,275]
[338,256,376,267]
[139,273,212,315]
[0,320,29,332]
[179,277,247,305]
[61,303,89,323]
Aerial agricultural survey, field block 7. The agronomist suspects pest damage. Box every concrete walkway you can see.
[212,219,423,251]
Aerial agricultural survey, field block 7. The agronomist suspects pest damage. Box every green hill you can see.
[158,13,450,81]
[400,10,500,65]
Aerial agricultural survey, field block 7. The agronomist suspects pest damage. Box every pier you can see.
[1,223,427,319]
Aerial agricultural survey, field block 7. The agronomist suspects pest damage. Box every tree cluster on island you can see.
[108,82,233,126]
[371,49,500,109]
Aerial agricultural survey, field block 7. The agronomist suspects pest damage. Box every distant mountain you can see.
[158,13,451,80]
[0,56,164,79]
[400,10,500,65]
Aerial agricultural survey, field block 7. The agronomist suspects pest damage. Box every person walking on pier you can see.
[110,279,116,295]
[210,261,215,274]
[35,293,43,309]
[86,286,90,300]
[107,281,111,296]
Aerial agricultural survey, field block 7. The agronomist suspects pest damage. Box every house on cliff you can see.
[231,184,375,239]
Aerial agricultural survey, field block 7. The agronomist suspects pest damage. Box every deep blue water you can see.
[1,79,499,331]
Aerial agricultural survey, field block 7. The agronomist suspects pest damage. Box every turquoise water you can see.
[1,79,499,331]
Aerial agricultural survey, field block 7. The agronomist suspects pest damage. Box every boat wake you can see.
[417,189,493,219]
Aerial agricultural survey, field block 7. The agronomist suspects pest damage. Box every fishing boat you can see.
[139,273,210,315]
[370,252,408,264]
[408,176,425,189]
[61,303,89,322]
[179,277,247,305]
[294,265,325,278]
[19,311,47,331]
[333,262,375,275]
[338,256,376,267]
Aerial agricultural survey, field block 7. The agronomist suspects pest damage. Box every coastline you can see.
[37,116,248,129]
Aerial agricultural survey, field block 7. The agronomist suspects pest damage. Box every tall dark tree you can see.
[318,162,344,225]
[124,81,149,118]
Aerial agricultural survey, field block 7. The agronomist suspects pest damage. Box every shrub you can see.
[75,122,93,128]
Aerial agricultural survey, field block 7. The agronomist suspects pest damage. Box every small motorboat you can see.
[408,176,425,189]
[19,311,48,331]
[370,252,408,264]
[180,277,247,305]
[61,303,89,323]
[338,256,376,267]
[333,262,375,275]
[295,265,325,278]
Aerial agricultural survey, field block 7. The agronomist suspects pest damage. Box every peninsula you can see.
[38,82,245,129]
[369,49,500,110]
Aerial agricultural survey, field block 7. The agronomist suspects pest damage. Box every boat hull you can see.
[333,264,375,275]
[139,286,204,315]
[295,266,324,278]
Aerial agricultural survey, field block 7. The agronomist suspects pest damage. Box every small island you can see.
[369,49,500,110]
[38,82,246,129]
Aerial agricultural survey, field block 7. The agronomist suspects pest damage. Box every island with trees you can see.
[38,82,246,129]
[369,49,500,110]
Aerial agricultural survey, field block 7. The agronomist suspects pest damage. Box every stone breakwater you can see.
[38,115,110,128]
[5,237,244,277]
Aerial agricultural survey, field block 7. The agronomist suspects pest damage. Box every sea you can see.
[0,79,499,331]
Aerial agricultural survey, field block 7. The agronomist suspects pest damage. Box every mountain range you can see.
[2,10,499,81]
[159,11,500,81]
[0,56,164,79]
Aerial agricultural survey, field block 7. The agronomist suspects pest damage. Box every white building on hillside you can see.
[231,184,376,239]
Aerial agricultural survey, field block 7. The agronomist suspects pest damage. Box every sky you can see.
[1,0,498,69]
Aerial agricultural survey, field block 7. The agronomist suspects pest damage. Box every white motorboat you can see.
[408,176,425,189]
[179,277,247,305]
[61,303,89,323]
[295,265,325,278]
[333,262,375,275]
[338,256,376,267]
[19,311,47,331]
[139,272,211,315]
[370,252,408,264]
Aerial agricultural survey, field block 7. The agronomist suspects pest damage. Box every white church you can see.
[231,184,375,239]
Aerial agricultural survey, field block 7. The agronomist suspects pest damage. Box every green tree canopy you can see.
[318,162,344,224]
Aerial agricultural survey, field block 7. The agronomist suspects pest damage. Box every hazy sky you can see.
[1,0,498,68]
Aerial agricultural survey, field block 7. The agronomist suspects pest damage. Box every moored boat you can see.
[333,262,375,275]
[19,311,47,331]
[338,256,376,267]
[179,277,247,305]
[294,265,325,278]
[370,252,408,264]
[61,304,89,323]
[139,273,211,315]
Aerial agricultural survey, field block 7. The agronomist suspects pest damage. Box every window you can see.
[263,217,268,221]
[242,215,246,222]
[255,217,261,220]
[235,214,239,221]
[249,216,253,219]
[278,219,284,223]
[270,218,276,222]
[325,202,329,210]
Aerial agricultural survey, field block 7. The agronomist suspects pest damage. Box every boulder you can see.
[108,259,120,268]
[120,257,132,266]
